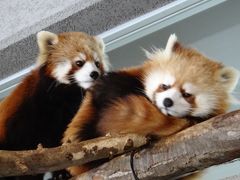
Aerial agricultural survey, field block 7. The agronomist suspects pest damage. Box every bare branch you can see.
[0,134,147,177]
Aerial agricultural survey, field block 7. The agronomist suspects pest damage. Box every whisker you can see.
[136,87,145,94]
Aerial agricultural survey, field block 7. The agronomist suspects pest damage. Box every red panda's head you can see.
[37,31,109,89]
[144,34,239,119]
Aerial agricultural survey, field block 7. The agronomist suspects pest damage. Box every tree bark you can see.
[0,134,147,177]
[75,110,240,180]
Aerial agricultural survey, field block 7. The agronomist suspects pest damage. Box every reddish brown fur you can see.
[62,92,95,143]
[0,70,38,142]
[98,95,189,136]
[64,92,190,175]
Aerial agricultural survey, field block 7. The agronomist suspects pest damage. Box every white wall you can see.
[108,0,240,179]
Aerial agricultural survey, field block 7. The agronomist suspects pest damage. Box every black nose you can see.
[90,71,99,80]
[163,98,174,107]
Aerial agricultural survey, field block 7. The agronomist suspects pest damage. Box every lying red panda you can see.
[62,34,239,176]
[0,31,109,179]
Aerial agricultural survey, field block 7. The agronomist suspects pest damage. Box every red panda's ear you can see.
[218,66,239,92]
[143,34,179,61]
[36,31,59,66]
[93,36,111,72]
[94,36,105,52]
[164,34,178,57]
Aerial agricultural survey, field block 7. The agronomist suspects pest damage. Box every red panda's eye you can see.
[95,61,100,68]
[76,60,85,67]
[160,84,171,90]
[182,92,192,98]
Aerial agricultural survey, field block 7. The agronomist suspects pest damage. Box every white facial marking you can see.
[93,52,99,61]
[79,53,86,60]
[52,61,72,84]
[155,88,191,117]
[74,61,100,89]
[145,71,175,100]
[183,83,198,94]
[183,83,219,117]
[193,93,217,117]
[102,54,110,72]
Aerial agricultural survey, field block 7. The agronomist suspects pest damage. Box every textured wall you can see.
[0,0,175,80]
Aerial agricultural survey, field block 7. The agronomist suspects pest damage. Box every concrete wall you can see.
[0,0,175,80]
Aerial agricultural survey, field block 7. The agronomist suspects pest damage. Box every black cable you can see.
[129,135,158,180]
[130,150,140,180]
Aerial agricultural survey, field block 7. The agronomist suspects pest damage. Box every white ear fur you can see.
[94,36,105,52]
[164,34,178,58]
[142,48,152,59]
[36,31,58,65]
[219,66,239,92]
[143,34,178,60]
[94,36,111,72]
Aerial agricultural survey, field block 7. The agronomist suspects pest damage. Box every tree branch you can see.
[76,110,240,180]
[1,110,240,179]
[0,134,148,177]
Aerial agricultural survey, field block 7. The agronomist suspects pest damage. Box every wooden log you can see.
[76,110,240,180]
[0,134,147,177]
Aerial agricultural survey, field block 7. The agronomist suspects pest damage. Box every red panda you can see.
[0,31,109,179]
[62,34,239,176]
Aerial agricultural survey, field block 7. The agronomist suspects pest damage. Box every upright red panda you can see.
[62,34,239,176]
[0,31,109,179]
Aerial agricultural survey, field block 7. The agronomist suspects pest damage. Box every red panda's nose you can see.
[90,71,99,80]
[163,98,174,107]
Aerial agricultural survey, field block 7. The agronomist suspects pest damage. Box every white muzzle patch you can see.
[155,88,191,117]
[74,61,100,89]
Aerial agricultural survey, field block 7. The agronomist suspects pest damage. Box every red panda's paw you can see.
[67,166,90,176]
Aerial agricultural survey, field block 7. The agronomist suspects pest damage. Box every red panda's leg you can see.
[62,92,98,175]
[62,92,95,144]
[68,165,90,176]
